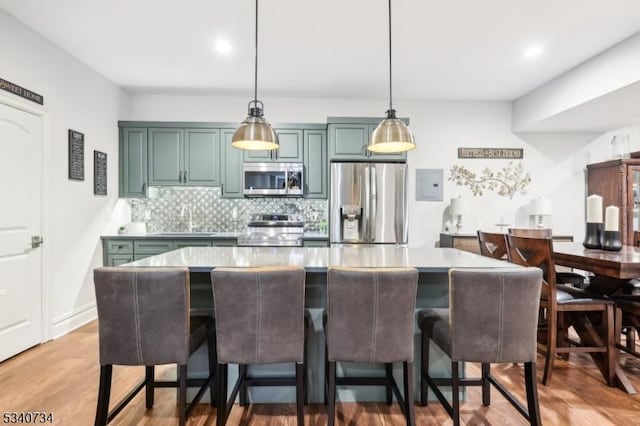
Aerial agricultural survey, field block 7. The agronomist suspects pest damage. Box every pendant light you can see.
[232,0,279,150]
[368,0,416,153]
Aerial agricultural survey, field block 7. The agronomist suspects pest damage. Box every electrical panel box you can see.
[416,168,443,201]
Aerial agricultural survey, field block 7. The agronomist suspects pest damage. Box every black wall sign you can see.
[94,151,107,196]
[0,78,44,105]
[68,130,84,180]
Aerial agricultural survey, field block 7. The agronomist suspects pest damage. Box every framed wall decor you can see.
[68,129,84,180]
[94,150,107,196]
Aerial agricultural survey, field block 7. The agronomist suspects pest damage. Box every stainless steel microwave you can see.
[243,163,304,196]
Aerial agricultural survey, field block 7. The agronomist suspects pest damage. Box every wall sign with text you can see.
[0,77,44,105]
[458,148,523,159]
[68,130,84,180]
[94,151,107,196]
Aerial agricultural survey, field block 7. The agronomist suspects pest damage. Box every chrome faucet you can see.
[180,204,193,233]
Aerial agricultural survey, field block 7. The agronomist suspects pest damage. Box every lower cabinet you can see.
[303,239,329,248]
[103,238,234,266]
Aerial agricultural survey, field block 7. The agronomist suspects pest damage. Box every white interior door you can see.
[0,101,43,362]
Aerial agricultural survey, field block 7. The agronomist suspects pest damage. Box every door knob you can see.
[31,236,44,248]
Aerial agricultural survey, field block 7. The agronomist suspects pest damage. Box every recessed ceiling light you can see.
[523,44,544,59]
[214,39,233,55]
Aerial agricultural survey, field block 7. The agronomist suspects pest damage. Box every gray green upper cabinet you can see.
[119,127,148,198]
[220,129,244,198]
[243,129,304,163]
[303,129,327,198]
[148,128,221,186]
[327,118,408,161]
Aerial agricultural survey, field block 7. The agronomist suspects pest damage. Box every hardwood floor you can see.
[2,321,640,425]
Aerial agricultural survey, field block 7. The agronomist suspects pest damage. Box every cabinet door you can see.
[173,240,212,249]
[328,124,368,160]
[184,129,220,186]
[367,124,408,161]
[243,129,303,162]
[120,127,148,197]
[107,255,134,266]
[134,240,174,255]
[212,239,237,247]
[149,128,183,185]
[303,129,327,198]
[220,129,244,198]
[273,129,303,162]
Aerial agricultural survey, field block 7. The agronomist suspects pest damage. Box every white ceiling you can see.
[2,0,640,101]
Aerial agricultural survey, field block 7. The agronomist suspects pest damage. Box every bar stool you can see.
[211,266,307,426]
[93,267,216,426]
[325,267,418,426]
[419,268,543,426]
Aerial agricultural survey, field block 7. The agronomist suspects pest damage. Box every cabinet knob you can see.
[184,171,187,182]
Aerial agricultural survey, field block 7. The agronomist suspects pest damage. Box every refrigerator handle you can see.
[370,164,377,242]
[363,164,371,242]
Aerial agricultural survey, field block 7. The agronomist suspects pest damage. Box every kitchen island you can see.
[123,245,516,403]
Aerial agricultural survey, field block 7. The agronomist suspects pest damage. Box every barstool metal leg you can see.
[451,361,460,426]
[95,364,112,426]
[239,364,248,407]
[177,364,187,426]
[385,363,393,405]
[145,366,154,409]
[208,330,217,407]
[403,361,415,426]
[216,364,228,426]
[524,362,542,426]
[296,363,305,426]
[328,361,336,426]
[420,331,429,405]
[481,363,490,406]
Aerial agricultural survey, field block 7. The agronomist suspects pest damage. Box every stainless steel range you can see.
[237,213,304,247]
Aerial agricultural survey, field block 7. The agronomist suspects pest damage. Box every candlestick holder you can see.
[602,230,622,251]
[583,222,603,249]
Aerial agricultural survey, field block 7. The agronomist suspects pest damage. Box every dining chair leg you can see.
[178,364,187,426]
[451,361,460,426]
[95,364,112,426]
[542,310,557,385]
[604,304,616,386]
[145,366,154,409]
[524,362,542,426]
[403,361,415,426]
[385,363,393,405]
[420,331,429,405]
[323,341,329,405]
[296,363,305,426]
[558,313,569,361]
[328,361,336,426]
[481,363,490,406]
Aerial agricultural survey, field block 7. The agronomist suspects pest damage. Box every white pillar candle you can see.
[586,194,603,223]
[605,205,619,231]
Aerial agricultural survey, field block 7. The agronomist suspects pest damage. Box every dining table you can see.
[553,242,640,394]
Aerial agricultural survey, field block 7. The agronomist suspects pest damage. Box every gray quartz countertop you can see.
[101,232,329,240]
[124,245,515,273]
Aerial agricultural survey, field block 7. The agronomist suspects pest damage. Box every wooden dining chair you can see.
[506,234,616,386]
[507,228,586,288]
[476,231,508,260]
[611,230,640,354]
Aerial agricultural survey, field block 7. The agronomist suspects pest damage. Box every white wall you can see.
[129,94,636,248]
[1,9,130,338]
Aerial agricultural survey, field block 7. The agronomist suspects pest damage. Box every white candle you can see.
[586,194,603,223]
[605,205,619,231]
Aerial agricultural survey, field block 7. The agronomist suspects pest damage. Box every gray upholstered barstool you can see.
[419,268,543,426]
[325,267,418,426]
[211,266,307,426]
[93,267,216,426]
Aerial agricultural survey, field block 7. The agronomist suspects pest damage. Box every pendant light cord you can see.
[388,0,393,111]
[254,0,259,103]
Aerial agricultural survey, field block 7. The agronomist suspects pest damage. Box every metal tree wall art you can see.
[449,161,531,199]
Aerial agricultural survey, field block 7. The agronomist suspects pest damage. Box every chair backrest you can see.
[449,268,542,363]
[634,230,640,247]
[211,266,306,365]
[505,234,556,306]
[477,231,508,260]
[93,267,191,366]
[326,267,418,364]
[508,228,552,238]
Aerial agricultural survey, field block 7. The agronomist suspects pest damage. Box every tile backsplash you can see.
[128,186,327,233]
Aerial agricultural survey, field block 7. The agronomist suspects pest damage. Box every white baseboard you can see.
[52,303,97,339]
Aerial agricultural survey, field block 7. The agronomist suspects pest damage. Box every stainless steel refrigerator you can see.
[330,162,408,245]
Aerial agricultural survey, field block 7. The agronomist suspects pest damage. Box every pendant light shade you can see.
[368,0,416,153]
[232,0,279,151]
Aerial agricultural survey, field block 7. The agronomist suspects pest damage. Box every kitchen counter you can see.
[101,231,329,240]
